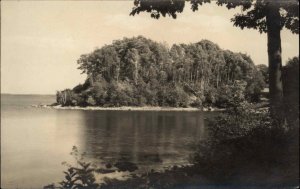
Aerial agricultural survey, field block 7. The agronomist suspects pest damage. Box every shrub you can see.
[140,85,158,106]
[71,94,86,106]
[156,87,168,106]
[105,82,135,106]
[190,103,298,183]
[245,71,265,102]
[91,80,108,106]
[86,96,96,106]
[203,86,217,107]
[214,80,247,108]
[59,146,99,189]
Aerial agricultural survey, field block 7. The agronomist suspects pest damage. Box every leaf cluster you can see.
[59,146,99,189]
[130,0,299,34]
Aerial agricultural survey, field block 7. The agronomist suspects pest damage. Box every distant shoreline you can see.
[1,93,55,96]
[35,104,225,112]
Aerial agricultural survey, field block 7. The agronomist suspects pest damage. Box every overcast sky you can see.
[1,1,299,94]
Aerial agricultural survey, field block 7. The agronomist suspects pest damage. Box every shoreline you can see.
[35,104,225,112]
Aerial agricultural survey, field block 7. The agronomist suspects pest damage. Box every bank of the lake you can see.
[37,104,226,112]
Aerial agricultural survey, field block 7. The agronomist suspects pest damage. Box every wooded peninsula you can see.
[56,36,267,108]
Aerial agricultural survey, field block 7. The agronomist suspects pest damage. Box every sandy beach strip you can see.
[38,105,209,111]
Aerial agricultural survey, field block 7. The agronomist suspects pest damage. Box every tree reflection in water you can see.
[77,111,206,173]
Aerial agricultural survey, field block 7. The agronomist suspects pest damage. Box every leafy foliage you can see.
[245,70,265,102]
[57,36,264,107]
[190,103,299,183]
[59,146,99,189]
[130,0,299,34]
[60,168,77,189]
[256,64,269,85]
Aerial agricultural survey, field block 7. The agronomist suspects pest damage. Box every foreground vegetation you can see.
[44,100,299,189]
[47,56,298,188]
[56,36,265,108]
[99,105,299,189]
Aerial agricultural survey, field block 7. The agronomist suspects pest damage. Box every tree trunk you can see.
[114,61,120,82]
[266,4,284,123]
[216,65,220,88]
[134,60,138,85]
[116,66,120,82]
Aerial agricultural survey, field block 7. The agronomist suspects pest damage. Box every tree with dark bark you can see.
[130,0,299,122]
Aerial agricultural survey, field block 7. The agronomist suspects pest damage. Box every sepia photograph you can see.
[1,0,299,188]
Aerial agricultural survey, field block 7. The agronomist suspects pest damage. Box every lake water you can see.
[1,94,209,189]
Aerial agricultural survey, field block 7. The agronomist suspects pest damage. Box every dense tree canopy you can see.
[57,36,265,108]
[130,0,299,122]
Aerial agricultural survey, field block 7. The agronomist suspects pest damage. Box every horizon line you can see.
[1,93,55,96]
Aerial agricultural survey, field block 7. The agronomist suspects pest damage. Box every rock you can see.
[105,163,113,169]
[96,168,115,174]
[114,161,138,172]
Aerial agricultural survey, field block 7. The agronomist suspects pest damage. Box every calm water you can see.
[1,94,209,189]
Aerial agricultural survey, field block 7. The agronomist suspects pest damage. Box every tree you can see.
[256,64,269,86]
[130,0,299,122]
[68,36,265,108]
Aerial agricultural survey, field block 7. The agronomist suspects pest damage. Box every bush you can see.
[105,82,135,106]
[245,71,265,102]
[71,93,86,106]
[92,80,108,106]
[190,103,299,183]
[165,85,189,107]
[59,146,99,189]
[203,86,217,107]
[86,96,96,106]
[140,84,158,106]
[215,81,246,108]
[205,104,271,140]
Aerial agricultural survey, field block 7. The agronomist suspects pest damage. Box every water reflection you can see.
[77,111,205,172]
[1,94,207,188]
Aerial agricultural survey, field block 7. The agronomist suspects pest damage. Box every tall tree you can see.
[130,0,299,122]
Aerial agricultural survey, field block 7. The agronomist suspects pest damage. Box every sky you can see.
[1,1,299,94]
